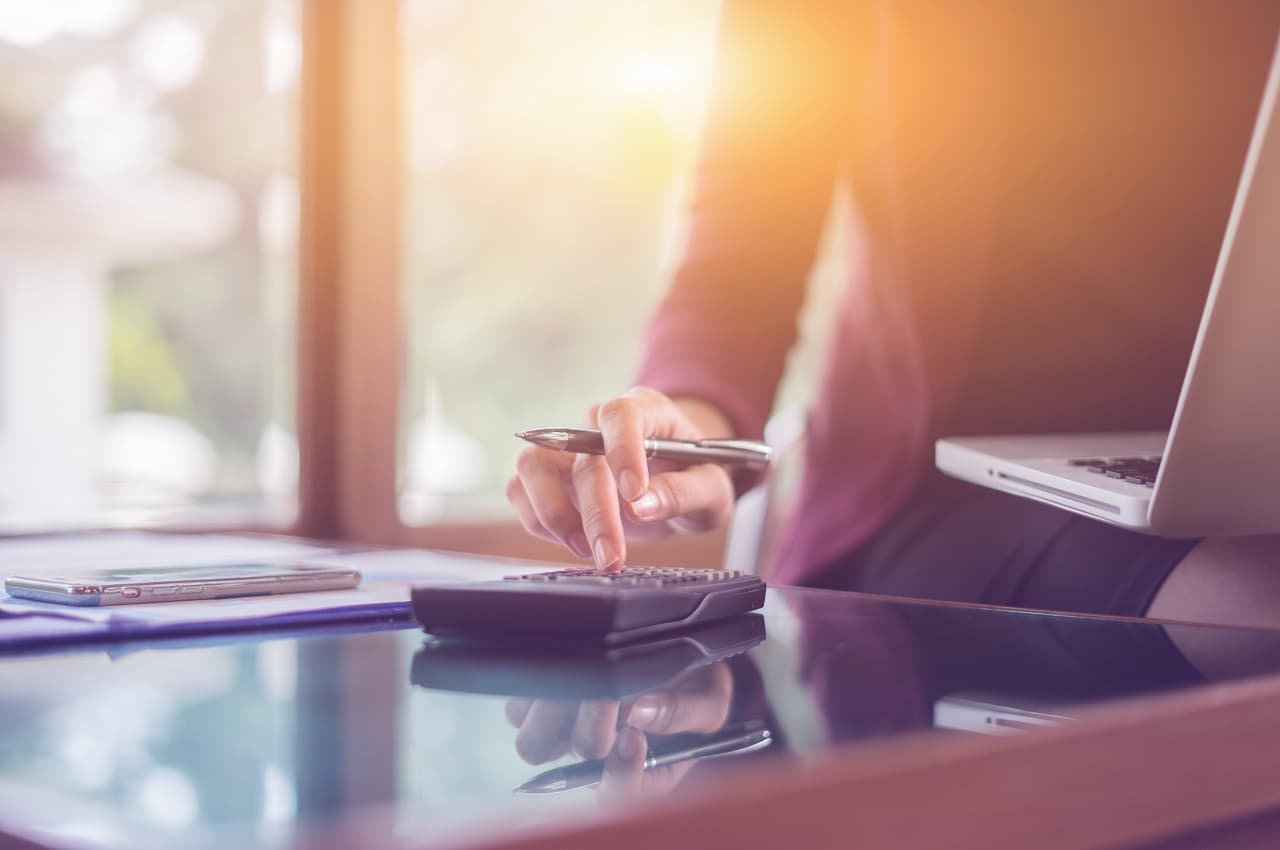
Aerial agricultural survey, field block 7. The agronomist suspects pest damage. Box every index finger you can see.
[572,452,625,570]
[596,392,653,502]
[596,727,695,809]
[514,700,577,764]
[597,389,699,503]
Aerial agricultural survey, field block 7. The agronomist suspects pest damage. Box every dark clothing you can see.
[811,472,1199,617]
[635,2,1280,588]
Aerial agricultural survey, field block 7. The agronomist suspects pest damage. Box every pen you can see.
[515,428,772,471]
[513,721,772,794]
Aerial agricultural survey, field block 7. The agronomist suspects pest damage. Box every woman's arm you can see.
[636,0,857,441]
[509,1,861,568]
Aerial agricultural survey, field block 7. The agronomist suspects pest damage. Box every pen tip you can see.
[512,776,566,794]
[513,429,571,452]
[512,782,544,794]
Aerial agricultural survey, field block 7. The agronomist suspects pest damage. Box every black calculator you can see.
[411,567,766,645]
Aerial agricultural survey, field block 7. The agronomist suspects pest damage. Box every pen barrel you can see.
[645,439,770,470]
[646,730,771,769]
[553,760,608,791]
[520,725,771,792]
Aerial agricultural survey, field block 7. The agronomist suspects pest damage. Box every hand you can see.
[595,663,735,808]
[503,663,734,804]
[507,388,737,569]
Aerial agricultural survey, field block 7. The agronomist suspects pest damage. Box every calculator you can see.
[411,567,766,645]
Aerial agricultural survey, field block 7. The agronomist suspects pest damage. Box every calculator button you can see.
[149,586,177,596]
[179,585,203,594]
[121,587,141,599]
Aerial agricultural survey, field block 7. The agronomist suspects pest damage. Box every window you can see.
[398,0,846,526]
[0,0,845,552]
[0,0,300,531]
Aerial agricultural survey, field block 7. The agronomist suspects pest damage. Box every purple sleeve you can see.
[635,2,859,441]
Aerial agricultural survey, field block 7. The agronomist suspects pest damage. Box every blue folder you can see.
[0,598,414,651]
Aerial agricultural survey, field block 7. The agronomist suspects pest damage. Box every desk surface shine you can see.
[2,585,1279,850]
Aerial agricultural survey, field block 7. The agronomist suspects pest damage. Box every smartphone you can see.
[4,562,361,607]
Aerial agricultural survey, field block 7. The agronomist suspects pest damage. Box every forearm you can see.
[636,1,853,443]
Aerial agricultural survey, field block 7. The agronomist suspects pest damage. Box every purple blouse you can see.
[636,2,1278,584]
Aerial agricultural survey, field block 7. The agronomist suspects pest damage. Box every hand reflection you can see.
[505,662,734,801]
[596,725,690,806]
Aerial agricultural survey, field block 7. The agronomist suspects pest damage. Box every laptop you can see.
[935,35,1280,538]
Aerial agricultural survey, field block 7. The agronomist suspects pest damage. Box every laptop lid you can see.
[1150,31,1280,536]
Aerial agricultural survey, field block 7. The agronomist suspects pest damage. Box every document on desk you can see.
[0,533,559,644]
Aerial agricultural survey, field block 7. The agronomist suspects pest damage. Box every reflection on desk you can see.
[1,585,1279,849]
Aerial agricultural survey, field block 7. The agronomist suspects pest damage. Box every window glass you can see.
[0,0,300,530]
[399,0,846,524]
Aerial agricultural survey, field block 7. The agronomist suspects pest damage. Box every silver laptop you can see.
[935,35,1280,538]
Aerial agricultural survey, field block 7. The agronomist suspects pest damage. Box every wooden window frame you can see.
[295,0,724,564]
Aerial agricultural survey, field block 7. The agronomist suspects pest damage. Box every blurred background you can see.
[0,0,299,530]
[0,0,845,534]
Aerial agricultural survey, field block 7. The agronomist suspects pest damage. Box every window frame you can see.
[295,0,724,565]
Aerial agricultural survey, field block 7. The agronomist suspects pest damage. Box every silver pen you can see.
[515,427,772,470]
[513,722,773,794]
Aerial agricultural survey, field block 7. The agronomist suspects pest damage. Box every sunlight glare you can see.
[611,45,714,134]
[617,51,688,95]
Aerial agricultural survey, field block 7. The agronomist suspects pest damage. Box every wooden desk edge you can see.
[298,670,1280,850]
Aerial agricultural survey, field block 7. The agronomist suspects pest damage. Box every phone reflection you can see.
[409,614,773,807]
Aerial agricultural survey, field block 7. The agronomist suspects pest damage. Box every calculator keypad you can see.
[503,568,744,587]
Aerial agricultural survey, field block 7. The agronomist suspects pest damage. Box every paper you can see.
[306,547,562,584]
[0,612,107,646]
[0,534,564,637]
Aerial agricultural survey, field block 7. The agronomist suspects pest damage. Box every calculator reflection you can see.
[409,614,775,806]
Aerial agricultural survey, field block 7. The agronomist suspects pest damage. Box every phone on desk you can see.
[4,563,361,607]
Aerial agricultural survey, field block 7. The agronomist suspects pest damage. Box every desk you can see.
[1,575,1280,850]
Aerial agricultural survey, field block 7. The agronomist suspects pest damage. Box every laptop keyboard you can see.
[1067,456,1162,488]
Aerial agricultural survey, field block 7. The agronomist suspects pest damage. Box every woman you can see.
[508,2,1280,622]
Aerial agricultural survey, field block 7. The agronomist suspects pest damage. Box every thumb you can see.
[625,465,734,531]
